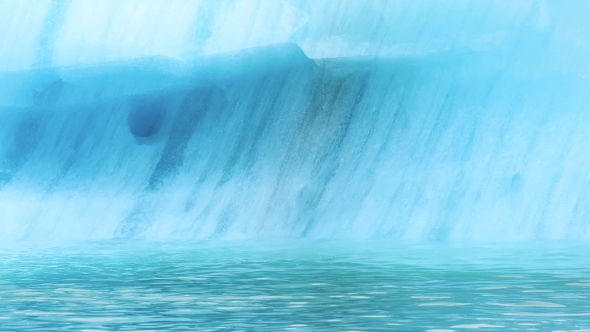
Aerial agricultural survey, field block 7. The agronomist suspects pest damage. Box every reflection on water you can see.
[0,241,589,331]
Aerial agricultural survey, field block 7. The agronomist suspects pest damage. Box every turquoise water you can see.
[1,242,590,331]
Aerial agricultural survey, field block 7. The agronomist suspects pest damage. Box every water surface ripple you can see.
[0,242,589,331]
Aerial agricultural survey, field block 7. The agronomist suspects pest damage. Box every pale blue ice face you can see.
[1,1,590,242]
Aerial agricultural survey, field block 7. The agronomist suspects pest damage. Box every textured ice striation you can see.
[1,0,590,242]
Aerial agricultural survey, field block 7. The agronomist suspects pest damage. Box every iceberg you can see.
[1,0,590,242]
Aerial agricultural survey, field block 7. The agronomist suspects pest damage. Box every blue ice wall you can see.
[1,1,590,242]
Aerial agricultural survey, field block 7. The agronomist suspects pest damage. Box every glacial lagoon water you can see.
[1,241,589,331]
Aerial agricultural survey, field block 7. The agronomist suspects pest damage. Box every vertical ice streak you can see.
[35,0,73,67]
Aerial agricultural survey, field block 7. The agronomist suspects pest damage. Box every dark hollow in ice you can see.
[128,100,166,138]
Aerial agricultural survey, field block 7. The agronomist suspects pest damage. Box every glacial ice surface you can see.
[1,0,590,242]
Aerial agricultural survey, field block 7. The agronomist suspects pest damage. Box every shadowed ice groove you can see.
[2,1,590,242]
